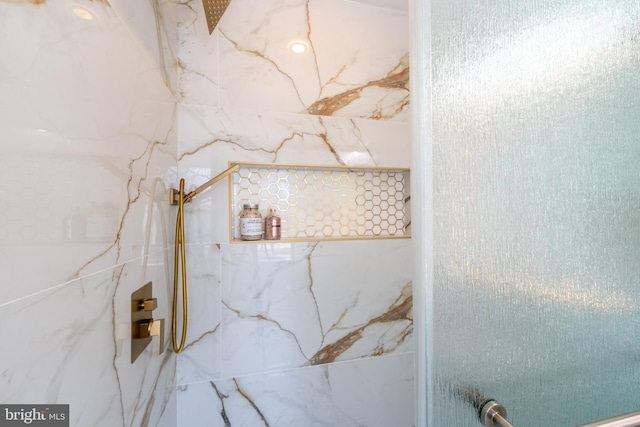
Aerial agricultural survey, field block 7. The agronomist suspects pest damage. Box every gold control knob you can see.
[138,298,157,312]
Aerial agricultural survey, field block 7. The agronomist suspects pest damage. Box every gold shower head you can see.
[202,0,231,34]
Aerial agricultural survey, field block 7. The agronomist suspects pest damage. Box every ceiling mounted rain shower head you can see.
[202,0,231,34]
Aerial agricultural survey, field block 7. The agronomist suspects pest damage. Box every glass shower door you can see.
[429,0,640,425]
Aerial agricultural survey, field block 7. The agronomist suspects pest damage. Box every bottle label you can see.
[240,217,262,236]
[265,216,281,240]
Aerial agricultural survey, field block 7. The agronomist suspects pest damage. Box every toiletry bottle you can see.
[265,208,281,240]
[239,203,263,241]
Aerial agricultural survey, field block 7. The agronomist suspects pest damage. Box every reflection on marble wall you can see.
[0,0,178,425]
[175,0,413,425]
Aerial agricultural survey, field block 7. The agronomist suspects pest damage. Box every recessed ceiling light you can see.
[67,3,96,21]
[288,40,309,54]
[72,6,94,20]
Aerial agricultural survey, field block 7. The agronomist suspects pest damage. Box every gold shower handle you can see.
[137,318,165,355]
[138,298,157,311]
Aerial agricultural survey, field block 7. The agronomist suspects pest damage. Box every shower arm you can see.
[169,163,240,206]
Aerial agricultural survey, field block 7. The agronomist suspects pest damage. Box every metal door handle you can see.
[575,410,640,427]
[479,400,640,427]
[480,400,514,427]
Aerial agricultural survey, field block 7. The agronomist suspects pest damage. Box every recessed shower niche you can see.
[227,162,411,242]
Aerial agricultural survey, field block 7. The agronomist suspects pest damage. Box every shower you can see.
[163,0,232,355]
[201,0,231,34]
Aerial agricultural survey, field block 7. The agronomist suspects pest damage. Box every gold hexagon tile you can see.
[228,162,410,242]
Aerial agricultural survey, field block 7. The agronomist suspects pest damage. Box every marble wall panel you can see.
[0,253,175,426]
[108,0,179,95]
[220,239,413,378]
[0,0,179,425]
[175,240,413,392]
[174,1,413,425]
[0,0,178,303]
[178,352,414,427]
[175,243,223,386]
[177,0,409,120]
[176,0,220,105]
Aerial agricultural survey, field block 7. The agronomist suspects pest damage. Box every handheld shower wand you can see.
[170,164,240,353]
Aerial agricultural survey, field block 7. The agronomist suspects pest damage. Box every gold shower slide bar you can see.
[169,163,240,206]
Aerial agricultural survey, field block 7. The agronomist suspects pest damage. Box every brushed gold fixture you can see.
[169,164,239,206]
[169,164,240,354]
[201,0,231,35]
[131,282,165,363]
[139,297,157,312]
[137,319,164,354]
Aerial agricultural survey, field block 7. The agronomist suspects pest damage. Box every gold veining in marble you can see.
[183,323,221,352]
[307,281,413,366]
[305,53,410,118]
[220,31,308,107]
[211,379,268,425]
[233,379,269,424]
[223,301,308,357]
[66,139,169,282]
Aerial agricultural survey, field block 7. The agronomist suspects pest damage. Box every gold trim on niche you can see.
[226,162,411,243]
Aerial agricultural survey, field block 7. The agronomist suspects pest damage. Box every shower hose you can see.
[170,164,240,354]
[172,178,188,353]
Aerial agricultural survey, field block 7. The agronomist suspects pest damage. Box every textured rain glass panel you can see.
[431,0,640,425]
